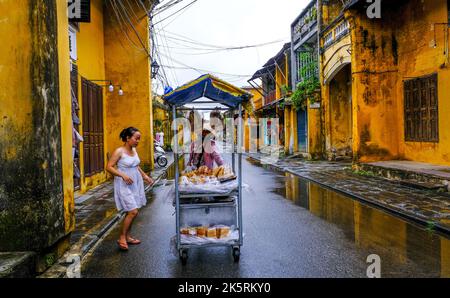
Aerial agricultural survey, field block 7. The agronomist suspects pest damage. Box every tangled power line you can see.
[108,0,288,92]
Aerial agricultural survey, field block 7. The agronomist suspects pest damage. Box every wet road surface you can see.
[81,158,450,277]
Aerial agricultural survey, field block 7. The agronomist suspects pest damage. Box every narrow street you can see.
[81,157,449,278]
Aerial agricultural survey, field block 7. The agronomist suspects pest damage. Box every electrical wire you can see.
[153,0,185,16]
[158,24,180,85]
[153,0,196,32]
[115,0,151,58]
[152,0,198,26]
[108,0,146,52]
[151,11,181,87]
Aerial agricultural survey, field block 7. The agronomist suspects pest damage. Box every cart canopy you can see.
[162,74,252,108]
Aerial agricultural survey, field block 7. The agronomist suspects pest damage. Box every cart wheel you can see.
[179,250,188,265]
[232,247,240,263]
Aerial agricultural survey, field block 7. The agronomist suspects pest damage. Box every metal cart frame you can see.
[171,102,244,265]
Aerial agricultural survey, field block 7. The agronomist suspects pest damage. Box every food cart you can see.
[162,74,252,265]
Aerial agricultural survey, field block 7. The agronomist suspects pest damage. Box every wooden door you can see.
[82,78,104,176]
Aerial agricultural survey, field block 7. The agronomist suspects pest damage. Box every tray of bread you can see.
[181,165,235,183]
[178,165,238,195]
[179,224,238,245]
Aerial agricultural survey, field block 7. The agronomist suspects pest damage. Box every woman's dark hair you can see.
[120,127,139,142]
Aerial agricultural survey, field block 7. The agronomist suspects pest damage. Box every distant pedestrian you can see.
[188,129,224,170]
[106,127,154,251]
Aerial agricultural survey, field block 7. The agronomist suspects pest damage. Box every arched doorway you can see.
[328,64,352,159]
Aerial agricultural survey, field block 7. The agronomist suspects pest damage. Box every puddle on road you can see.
[161,157,450,277]
[273,169,450,277]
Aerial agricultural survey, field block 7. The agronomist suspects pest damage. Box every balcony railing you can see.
[322,20,349,49]
[264,90,277,106]
[292,3,318,43]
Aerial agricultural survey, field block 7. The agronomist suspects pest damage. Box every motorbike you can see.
[154,140,168,167]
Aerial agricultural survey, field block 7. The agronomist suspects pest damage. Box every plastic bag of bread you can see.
[195,226,207,237]
[215,225,231,239]
[206,227,217,238]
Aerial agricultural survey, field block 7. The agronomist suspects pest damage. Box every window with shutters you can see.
[72,65,81,189]
[82,78,104,176]
[448,0,450,25]
[404,73,439,142]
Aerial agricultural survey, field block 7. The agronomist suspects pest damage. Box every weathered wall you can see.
[348,0,450,164]
[322,0,343,27]
[395,0,450,165]
[0,0,66,251]
[284,107,291,154]
[242,88,261,152]
[347,6,401,162]
[307,105,323,158]
[328,64,352,155]
[76,0,109,192]
[291,107,299,153]
[104,1,154,169]
[275,54,289,100]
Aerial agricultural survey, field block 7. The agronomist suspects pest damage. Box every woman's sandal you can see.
[117,240,129,251]
[126,237,141,245]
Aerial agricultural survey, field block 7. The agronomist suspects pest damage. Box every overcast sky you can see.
[151,0,310,94]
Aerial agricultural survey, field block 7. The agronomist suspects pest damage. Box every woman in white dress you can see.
[106,127,154,251]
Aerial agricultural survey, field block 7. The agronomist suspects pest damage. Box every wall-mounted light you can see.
[107,84,124,96]
[89,79,124,96]
[151,60,160,79]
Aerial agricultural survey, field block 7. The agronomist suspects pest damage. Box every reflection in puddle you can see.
[163,157,450,277]
[278,171,450,277]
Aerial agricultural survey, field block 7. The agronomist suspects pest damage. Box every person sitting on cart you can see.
[188,129,224,170]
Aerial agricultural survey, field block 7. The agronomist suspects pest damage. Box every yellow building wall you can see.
[284,107,291,154]
[291,107,299,153]
[328,64,352,153]
[347,0,450,164]
[153,105,171,148]
[104,1,154,170]
[396,0,450,165]
[244,88,262,151]
[75,0,109,192]
[275,53,290,100]
[0,1,33,141]
[320,22,353,158]
[252,92,263,111]
[322,1,343,26]
[0,0,69,252]
[57,0,75,233]
[307,105,323,159]
[347,9,401,163]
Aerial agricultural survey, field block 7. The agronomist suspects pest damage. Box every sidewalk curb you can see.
[245,154,450,236]
[39,161,173,278]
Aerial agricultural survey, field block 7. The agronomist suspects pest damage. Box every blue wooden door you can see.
[297,109,307,152]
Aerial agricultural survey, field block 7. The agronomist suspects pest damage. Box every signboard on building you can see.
[68,0,91,23]
[309,102,321,109]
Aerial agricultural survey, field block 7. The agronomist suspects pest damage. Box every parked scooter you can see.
[154,140,168,167]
